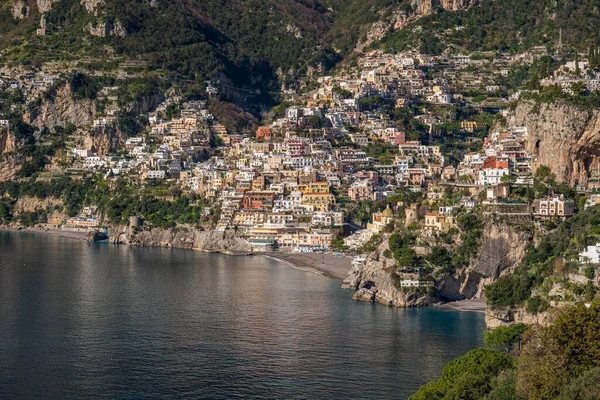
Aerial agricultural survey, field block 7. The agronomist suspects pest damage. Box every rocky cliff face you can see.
[87,20,127,37]
[0,130,16,154]
[511,100,600,185]
[0,157,18,181]
[342,239,435,307]
[25,84,96,129]
[37,0,58,13]
[14,196,63,213]
[485,306,552,329]
[83,126,127,155]
[80,0,103,13]
[343,220,532,307]
[109,225,252,253]
[11,1,29,19]
[356,0,480,52]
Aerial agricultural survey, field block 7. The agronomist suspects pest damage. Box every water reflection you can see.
[0,232,484,399]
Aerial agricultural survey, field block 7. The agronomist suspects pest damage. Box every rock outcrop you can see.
[343,220,532,307]
[466,221,532,295]
[511,100,600,185]
[356,0,481,52]
[83,126,127,155]
[485,306,552,329]
[25,83,96,129]
[87,20,127,37]
[109,225,252,253]
[0,130,16,154]
[11,1,29,19]
[37,0,58,13]
[342,239,434,306]
[0,157,18,181]
[80,0,104,13]
[14,196,63,213]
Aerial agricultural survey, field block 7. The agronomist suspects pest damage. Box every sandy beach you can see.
[266,252,352,280]
[434,298,487,313]
[0,227,89,241]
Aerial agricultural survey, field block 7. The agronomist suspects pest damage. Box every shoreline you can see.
[0,226,353,280]
[1,227,488,312]
[265,252,352,280]
[0,226,90,241]
[433,298,487,313]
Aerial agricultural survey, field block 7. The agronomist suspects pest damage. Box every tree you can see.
[409,348,516,400]
[427,246,454,272]
[500,174,516,184]
[556,367,600,400]
[331,237,348,251]
[517,300,600,399]
[484,323,529,354]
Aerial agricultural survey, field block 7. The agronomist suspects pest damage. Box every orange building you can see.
[243,191,276,210]
[256,126,272,140]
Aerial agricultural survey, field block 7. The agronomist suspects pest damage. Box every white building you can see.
[147,170,166,179]
[579,244,600,265]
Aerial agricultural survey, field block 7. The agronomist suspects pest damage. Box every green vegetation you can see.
[409,348,515,400]
[0,0,341,102]
[517,301,600,399]
[0,177,212,229]
[411,300,600,400]
[357,234,382,254]
[378,0,600,54]
[455,211,484,265]
[486,205,600,309]
[484,323,528,354]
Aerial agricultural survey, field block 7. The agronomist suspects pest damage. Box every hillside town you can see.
[3,47,600,260]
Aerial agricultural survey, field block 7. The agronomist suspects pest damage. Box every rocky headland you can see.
[342,220,536,325]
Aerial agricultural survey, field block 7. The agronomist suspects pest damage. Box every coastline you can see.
[433,298,487,313]
[0,226,89,241]
[1,227,490,312]
[0,226,352,280]
[265,252,352,280]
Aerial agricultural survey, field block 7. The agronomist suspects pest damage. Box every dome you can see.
[382,204,393,217]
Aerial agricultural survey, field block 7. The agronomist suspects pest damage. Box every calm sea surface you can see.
[0,231,484,399]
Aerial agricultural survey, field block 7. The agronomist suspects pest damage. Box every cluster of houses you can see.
[4,48,595,255]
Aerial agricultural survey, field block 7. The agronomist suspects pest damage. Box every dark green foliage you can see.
[69,72,99,100]
[485,370,519,400]
[487,205,600,308]
[357,234,382,254]
[414,301,600,400]
[0,178,209,228]
[525,296,550,315]
[409,348,516,400]
[455,211,483,264]
[556,367,600,400]
[484,323,528,353]
[518,300,600,399]
[379,0,600,54]
[486,274,535,309]
[330,237,348,251]
[388,231,418,267]
[426,246,454,272]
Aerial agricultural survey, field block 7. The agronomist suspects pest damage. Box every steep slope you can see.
[327,0,481,54]
[508,100,600,186]
[343,220,533,307]
[0,0,338,99]
[377,0,600,53]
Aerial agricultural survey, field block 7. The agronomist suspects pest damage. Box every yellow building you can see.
[367,204,394,233]
[302,193,336,212]
[233,212,267,226]
[424,213,454,233]
[298,181,330,194]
